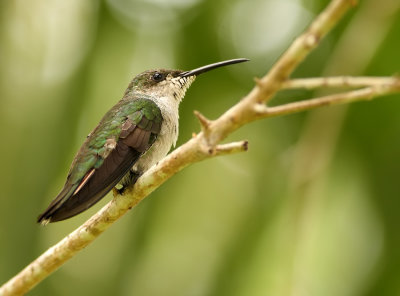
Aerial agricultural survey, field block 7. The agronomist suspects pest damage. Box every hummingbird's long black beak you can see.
[179,58,249,77]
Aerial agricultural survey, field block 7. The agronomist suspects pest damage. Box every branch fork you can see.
[193,110,218,155]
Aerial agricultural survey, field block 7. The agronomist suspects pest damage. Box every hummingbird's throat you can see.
[170,76,196,102]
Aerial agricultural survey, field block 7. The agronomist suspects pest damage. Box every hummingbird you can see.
[37,58,249,224]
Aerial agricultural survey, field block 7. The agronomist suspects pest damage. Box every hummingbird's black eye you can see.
[152,72,164,82]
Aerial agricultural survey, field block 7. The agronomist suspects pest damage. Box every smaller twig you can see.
[194,110,212,134]
[194,110,216,154]
[257,84,399,118]
[215,141,249,156]
[282,76,399,90]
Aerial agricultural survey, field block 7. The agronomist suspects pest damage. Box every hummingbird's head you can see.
[126,69,196,102]
[125,58,249,102]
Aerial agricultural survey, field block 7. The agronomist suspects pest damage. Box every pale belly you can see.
[132,123,177,173]
[119,106,178,187]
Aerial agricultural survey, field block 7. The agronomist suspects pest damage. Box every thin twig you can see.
[282,76,399,90]
[260,81,400,118]
[215,141,249,155]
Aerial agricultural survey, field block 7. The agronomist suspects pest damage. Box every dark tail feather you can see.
[37,143,141,224]
[37,184,77,225]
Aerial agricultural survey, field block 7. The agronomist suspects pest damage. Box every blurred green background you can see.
[0,0,399,295]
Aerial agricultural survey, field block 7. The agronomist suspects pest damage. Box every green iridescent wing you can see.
[37,98,162,224]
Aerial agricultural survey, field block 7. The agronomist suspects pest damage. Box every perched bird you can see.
[37,58,249,224]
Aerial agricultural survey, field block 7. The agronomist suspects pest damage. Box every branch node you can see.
[208,147,216,155]
[349,0,358,7]
[243,140,249,151]
[194,110,212,136]
[254,77,263,88]
[253,103,269,115]
[305,33,320,49]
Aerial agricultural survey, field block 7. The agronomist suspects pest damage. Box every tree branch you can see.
[3,0,398,295]
[199,0,356,146]
[259,79,400,117]
[282,76,400,90]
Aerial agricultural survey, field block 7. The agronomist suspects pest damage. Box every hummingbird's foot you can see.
[123,170,141,186]
[112,186,125,196]
[114,171,142,196]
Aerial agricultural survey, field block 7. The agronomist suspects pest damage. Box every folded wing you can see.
[37,100,162,224]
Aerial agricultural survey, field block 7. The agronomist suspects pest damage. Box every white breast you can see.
[132,96,179,174]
